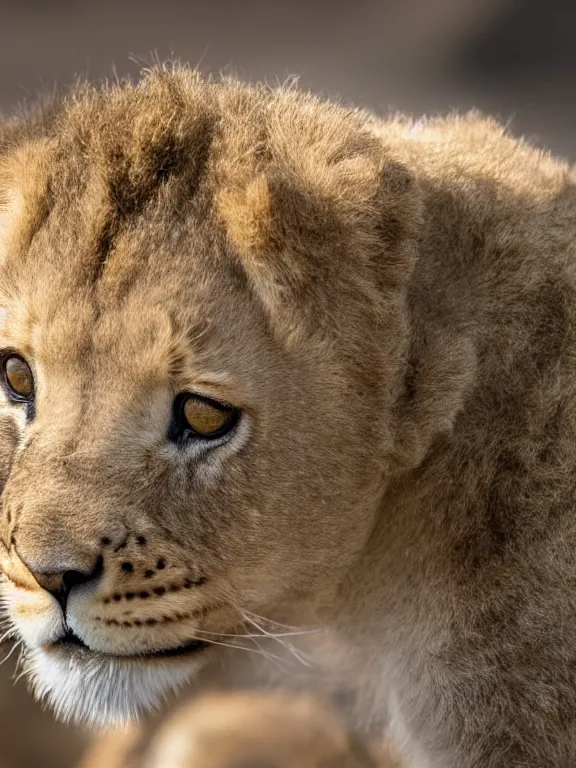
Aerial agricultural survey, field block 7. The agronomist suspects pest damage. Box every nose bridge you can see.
[37,358,123,452]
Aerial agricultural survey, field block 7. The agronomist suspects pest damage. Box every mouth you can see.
[56,628,209,660]
[1,555,216,726]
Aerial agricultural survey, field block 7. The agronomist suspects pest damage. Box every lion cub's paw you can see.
[79,692,402,768]
[144,692,398,768]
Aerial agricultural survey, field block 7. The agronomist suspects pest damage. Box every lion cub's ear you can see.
[218,148,422,337]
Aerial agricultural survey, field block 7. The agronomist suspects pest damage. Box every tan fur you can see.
[79,692,400,768]
[0,66,576,766]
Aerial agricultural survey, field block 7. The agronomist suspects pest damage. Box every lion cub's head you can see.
[0,68,420,725]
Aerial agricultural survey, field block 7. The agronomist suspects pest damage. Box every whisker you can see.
[248,635,296,676]
[208,592,319,672]
[242,609,317,633]
[13,660,29,687]
[194,628,317,640]
[0,628,16,644]
[241,613,316,669]
[188,635,288,660]
[244,623,319,664]
[0,640,22,668]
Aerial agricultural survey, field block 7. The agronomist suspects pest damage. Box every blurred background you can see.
[0,0,575,765]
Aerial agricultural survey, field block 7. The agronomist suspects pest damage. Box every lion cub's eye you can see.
[3,355,35,401]
[174,394,240,442]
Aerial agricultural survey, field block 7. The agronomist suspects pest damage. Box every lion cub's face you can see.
[0,72,403,725]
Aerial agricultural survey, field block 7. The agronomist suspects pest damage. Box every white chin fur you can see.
[24,644,205,728]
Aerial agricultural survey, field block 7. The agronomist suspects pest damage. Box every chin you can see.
[23,642,211,728]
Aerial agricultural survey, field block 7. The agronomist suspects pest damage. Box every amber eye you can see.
[3,355,34,400]
[178,394,239,440]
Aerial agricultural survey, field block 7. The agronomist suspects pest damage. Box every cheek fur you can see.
[0,579,65,648]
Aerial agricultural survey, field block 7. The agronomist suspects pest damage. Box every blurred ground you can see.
[1,1,575,765]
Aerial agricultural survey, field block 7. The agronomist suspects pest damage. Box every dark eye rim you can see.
[0,351,35,404]
[171,392,241,443]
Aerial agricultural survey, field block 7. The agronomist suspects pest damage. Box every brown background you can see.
[1,1,575,765]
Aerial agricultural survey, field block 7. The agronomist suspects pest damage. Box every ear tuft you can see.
[217,175,274,257]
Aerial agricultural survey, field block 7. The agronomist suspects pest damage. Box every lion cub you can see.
[2,66,576,767]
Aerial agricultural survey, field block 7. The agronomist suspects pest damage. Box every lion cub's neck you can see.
[320,115,575,735]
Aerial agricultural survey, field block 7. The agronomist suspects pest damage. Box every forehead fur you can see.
[0,67,419,295]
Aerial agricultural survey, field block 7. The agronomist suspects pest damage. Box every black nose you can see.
[49,556,104,612]
[62,560,103,591]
